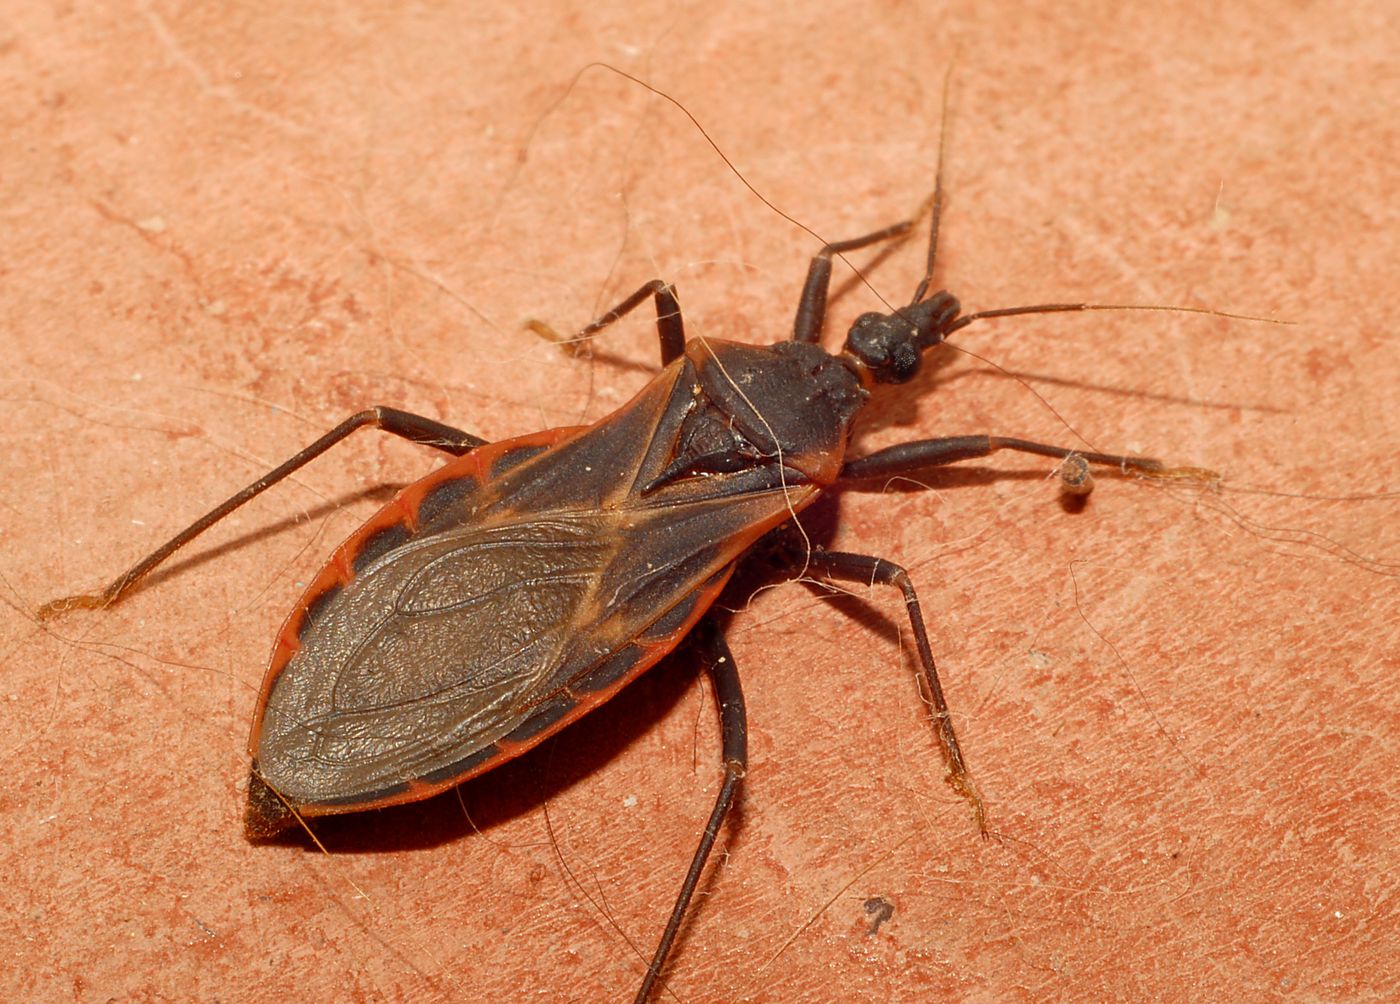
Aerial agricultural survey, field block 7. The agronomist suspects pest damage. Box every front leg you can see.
[840,434,1216,484]
[791,218,922,344]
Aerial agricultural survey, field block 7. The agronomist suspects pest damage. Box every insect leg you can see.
[840,434,1184,482]
[38,406,486,619]
[635,618,748,1004]
[797,548,988,836]
[529,278,686,365]
[792,219,922,343]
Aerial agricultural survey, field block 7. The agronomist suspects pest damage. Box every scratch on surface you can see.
[1056,210,1208,432]
[1056,212,1158,302]
[139,1,312,137]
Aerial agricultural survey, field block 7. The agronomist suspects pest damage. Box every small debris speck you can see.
[863,896,894,935]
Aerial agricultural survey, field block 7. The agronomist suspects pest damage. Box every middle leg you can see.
[791,546,988,836]
[529,278,687,365]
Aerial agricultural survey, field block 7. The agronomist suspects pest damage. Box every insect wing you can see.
[252,351,822,815]
[255,514,611,808]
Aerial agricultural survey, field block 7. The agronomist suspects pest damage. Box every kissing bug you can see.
[38,74,1266,1002]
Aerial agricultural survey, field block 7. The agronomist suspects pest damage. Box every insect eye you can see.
[845,312,922,383]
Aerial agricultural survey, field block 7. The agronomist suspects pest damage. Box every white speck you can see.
[131,372,143,381]
[1334,910,1343,919]
[137,216,166,234]
[131,519,145,526]
[622,795,637,809]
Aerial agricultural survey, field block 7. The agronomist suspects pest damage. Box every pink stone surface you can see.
[4,3,1395,1001]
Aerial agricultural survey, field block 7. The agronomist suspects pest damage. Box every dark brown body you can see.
[246,336,866,834]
